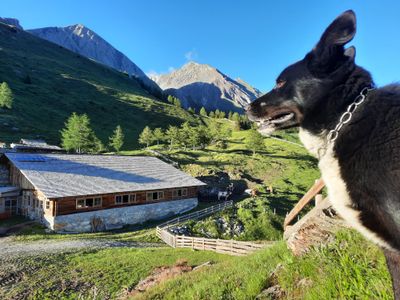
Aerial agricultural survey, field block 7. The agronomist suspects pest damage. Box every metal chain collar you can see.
[326,86,373,143]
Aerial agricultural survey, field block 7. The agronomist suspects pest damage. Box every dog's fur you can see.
[247,10,400,298]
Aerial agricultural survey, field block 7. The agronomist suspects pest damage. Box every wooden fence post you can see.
[315,194,323,206]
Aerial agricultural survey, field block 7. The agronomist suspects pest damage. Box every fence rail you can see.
[157,200,273,256]
[157,200,233,229]
[283,178,325,229]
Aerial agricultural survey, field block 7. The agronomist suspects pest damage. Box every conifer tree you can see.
[153,127,165,145]
[139,126,154,148]
[166,125,179,150]
[0,82,13,109]
[109,125,124,152]
[246,129,265,155]
[61,113,100,153]
[199,107,207,117]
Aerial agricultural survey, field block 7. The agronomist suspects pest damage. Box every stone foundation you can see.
[46,198,198,233]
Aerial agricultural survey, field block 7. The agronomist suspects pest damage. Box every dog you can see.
[246,10,400,298]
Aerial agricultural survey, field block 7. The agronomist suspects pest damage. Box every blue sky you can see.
[1,1,400,92]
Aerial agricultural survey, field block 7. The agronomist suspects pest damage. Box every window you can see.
[76,197,102,209]
[45,201,50,210]
[94,197,102,206]
[77,199,85,208]
[115,193,136,205]
[147,191,164,201]
[173,188,188,198]
[129,194,137,203]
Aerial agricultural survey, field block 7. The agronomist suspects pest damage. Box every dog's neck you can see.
[301,66,374,137]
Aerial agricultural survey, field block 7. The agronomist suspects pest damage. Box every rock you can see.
[151,61,262,112]
[284,198,349,256]
[256,285,285,300]
[27,24,160,94]
[296,278,313,288]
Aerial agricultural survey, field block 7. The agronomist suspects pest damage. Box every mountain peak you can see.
[0,17,23,30]
[153,62,262,112]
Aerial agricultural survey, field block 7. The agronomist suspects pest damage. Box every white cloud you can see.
[146,70,160,79]
[146,66,176,79]
[184,49,199,61]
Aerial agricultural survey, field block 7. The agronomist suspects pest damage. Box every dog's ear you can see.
[344,46,356,61]
[317,10,356,49]
[311,10,356,72]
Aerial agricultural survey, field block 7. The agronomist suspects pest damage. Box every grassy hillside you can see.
[0,23,198,149]
[140,130,320,213]
[137,230,392,300]
[1,230,391,299]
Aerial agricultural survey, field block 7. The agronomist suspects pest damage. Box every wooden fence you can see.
[157,200,233,229]
[157,201,273,256]
[283,178,325,229]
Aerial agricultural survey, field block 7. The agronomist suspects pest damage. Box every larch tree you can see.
[139,126,154,148]
[153,127,165,145]
[199,107,207,117]
[246,129,265,155]
[166,125,180,150]
[0,82,13,109]
[61,113,100,153]
[109,125,124,153]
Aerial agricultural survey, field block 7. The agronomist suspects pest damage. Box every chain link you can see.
[327,87,373,143]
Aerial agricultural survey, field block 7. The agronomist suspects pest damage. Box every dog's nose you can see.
[243,104,251,112]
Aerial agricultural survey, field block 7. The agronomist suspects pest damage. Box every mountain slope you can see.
[27,24,161,94]
[152,62,262,112]
[0,22,196,149]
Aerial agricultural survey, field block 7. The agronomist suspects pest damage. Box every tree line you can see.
[139,120,232,150]
[60,107,261,154]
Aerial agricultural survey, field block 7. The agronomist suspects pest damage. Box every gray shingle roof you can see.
[5,153,205,199]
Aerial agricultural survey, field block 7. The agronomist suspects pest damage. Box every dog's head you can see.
[247,10,357,135]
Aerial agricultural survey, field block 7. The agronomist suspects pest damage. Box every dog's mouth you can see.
[253,108,299,135]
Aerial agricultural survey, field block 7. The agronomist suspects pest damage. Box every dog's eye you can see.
[275,81,286,89]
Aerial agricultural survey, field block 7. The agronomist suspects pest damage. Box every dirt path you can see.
[0,236,162,258]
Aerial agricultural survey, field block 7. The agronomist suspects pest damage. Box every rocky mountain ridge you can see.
[152,61,262,112]
[27,23,160,94]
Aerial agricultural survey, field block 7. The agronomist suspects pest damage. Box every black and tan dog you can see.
[247,10,400,298]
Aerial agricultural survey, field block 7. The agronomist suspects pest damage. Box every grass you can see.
[2,229,392,299]
[0,247,229,300]
[159,129,320,216]
[0,23,199,149]
[136,230,392,300]
[276,230,392,299]
[185,197,283,241]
